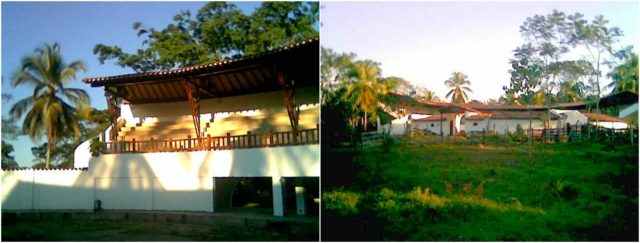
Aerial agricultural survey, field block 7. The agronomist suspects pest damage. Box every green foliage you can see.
[90,138,103,157]
[322,190,360,215]
[2,141,19,169]
[30,109,109,168]
[607,47,638,94]
[504,10,627,105]
[323,142,639,240]
[94,2,319,73]
[10,43,90,169]
[444,72,472,103]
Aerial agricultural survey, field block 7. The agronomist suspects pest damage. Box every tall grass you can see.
[322,139,638,240]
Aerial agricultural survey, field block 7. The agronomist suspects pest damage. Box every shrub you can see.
[322,190,360,215]
[549,179,580,200]
[89,138,103,157]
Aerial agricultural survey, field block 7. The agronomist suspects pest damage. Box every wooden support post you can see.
[247,131,252,147]
[268,129,274,146]
[105,90,120,142]
[207,134,211,150]
[132,138,136,152]
[275,70,299,144]
[187,135,191,150]
[227,132,231,149]
[185,81,202,140]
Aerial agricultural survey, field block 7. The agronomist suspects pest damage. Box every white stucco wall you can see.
[2,144,319,213]
[465,119,546,134]
[414,119,449,135]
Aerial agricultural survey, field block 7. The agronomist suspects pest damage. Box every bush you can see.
[549,179,579,200]
[89,138,103,157]
[323,190,360,215]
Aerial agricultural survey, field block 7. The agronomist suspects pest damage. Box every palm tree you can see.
[421,89,439,102]
[557,79,586,103]
[344,61,387,131]
[10,43,90,169]
[607,52,638,94]
[444,72,472,103]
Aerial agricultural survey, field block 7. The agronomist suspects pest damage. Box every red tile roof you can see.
[582,112,628,123]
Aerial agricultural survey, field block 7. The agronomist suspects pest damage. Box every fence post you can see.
[268,129,274,146]
[187,135,191,150]
[247,131,252,147]
[132,138,136,152]
[611,128,615,142]
[482,128,485,144]
[227,132,231,149]
[207,134,211,150]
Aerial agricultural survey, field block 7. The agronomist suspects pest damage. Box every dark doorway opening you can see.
[449,119,454,135]
[213,177,273,214]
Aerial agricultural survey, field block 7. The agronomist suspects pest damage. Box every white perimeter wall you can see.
[415,120,450,135]
[2,145,319,212]
[465,119,546,134]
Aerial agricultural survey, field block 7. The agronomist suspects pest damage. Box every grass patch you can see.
[322,139,638,241]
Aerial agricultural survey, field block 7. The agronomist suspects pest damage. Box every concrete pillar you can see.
[272,176,285,217]
[295,186,307,215]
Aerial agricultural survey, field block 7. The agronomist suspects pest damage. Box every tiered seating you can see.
[116,105,319,141]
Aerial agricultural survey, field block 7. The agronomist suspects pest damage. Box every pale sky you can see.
[320,1,639,101]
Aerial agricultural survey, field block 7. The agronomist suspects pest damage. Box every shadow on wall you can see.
[3,145,319,212]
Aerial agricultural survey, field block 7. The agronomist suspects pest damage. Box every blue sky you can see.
[321,1,638,101]
[1,1,262,167]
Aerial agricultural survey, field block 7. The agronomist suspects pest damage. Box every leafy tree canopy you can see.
[94,2,319,73]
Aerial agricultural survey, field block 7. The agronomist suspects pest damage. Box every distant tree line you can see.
[503,10,637,107]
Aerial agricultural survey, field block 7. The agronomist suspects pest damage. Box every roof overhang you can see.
[83,38,319,104]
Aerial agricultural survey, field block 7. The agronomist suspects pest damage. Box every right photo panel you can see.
[320,1,639,241]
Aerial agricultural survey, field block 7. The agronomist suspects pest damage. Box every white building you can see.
[2,38,320,217]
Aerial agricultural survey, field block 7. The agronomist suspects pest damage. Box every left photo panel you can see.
[1,1,320,241]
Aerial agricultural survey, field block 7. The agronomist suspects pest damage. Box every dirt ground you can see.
[1,215,319,241]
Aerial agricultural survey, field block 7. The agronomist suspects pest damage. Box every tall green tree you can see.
[567,13,622,121]
[444,72,472,103]
[344,61,387,131]
[519,10,572,127]
[95,2,318,73]
[10,43,90,169]
[321,47,356,96]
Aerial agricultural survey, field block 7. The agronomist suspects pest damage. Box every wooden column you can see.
[185,81,202,140]
[105,89,120,142]
[276,70,300,143]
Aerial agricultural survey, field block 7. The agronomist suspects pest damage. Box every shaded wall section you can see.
[2,145,319,213]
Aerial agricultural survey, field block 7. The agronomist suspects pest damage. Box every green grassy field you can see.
[322,136,638,241]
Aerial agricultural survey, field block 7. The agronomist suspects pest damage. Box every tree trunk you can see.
[46,144,51,169]
[364,111,368,132]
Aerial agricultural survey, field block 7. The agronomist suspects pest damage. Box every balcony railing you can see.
[103,126,319,154]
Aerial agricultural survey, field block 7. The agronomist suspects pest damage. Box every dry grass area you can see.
[1,216,318,241]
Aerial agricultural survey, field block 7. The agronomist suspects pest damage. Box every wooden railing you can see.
[103,127,319,154]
